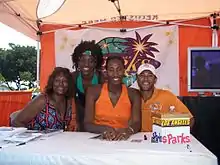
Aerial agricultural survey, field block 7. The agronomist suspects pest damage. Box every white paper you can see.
[4,132,42,143]
[0,127,27,138]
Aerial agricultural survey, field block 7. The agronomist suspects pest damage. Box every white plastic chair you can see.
[9,110,21,126]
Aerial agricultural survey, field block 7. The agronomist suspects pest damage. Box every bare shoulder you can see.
[87,84,102,100]
[32,94,46,105]
[20,94,46,113]
[127,87,140,101]
[128,87,140,96]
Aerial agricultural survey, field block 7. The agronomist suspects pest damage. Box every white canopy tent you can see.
[0,0,220,40]
[0,0,219,86]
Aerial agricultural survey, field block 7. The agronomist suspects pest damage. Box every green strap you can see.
[76,72,98,93]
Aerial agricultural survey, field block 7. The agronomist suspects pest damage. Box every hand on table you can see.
[113,128,132,141]
[101,127,117,141]
[101,128,132,141]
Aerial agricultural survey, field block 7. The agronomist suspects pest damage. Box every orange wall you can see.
[179,18,213,96]
[0,91,31,126]
[40,19,219,96]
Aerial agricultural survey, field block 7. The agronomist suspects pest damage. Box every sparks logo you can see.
[151,132,190,144]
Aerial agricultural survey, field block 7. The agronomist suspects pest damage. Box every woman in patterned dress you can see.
[12,67,77,131]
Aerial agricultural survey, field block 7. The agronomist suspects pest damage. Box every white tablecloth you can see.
[0,132,217,165]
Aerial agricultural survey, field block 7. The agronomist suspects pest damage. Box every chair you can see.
[9,110,21,126]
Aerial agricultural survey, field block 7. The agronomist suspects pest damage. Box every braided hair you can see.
[71,40,103,71]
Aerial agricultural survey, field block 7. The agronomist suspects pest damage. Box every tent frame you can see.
[35,13,219,87]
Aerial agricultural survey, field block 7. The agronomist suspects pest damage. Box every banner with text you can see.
[55,25,179,95]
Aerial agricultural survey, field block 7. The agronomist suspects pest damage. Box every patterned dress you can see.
[28,95,76,131]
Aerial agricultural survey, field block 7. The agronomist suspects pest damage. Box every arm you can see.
[66,98,78,131]
[12,94,45,127]
[126,88,141,134]
[72,71,82,130]
[84,85,114,134]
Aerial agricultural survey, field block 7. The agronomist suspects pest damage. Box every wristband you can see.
[128,127,134,134]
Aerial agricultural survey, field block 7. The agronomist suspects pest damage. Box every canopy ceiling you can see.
[0,0,220,40]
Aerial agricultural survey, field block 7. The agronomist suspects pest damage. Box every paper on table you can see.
[26,129,64,137]
[4,132,42,143]
[0,141,21,149]
[0,127,27,138]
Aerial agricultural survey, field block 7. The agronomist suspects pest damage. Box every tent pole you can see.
[36,20,42,88]
[212,29,218,47]
[36,38,40,88]
[210,13,219,47]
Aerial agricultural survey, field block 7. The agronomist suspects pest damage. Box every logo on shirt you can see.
[169,105,175,112]
[149,102,162,111]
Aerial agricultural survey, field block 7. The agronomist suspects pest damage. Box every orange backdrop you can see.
[0,91,31,126]
[40,18,220,96]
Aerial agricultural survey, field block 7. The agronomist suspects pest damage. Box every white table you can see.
[0,132,217,165]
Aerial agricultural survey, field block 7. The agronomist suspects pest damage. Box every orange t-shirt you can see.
[141,88,193,132]
[94,83,131,128]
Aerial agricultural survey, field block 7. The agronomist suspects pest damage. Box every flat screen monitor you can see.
[188,47,220,93]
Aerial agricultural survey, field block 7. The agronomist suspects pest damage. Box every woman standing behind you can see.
[71,40,104,131]
[84,56,141,140]
[12,67,77,131]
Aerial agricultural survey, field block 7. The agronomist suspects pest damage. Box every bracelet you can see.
[128,127,134,134]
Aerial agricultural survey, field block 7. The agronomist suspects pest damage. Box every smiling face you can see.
[53,72,69,95]
[78,54,96,76]
[106,58,125,85]
[137,70,157,91]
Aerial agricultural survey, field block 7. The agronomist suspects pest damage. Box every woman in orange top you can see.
[84,56,141,140]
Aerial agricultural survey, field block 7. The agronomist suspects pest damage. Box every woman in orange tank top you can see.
[84,56,141,141]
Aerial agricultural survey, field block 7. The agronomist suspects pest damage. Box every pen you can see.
[186,144,192,152]
[0,142,26,149]
[16,142,26,146]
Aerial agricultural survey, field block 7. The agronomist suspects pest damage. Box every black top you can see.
[73,71,103,131]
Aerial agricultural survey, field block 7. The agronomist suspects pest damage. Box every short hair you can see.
[44,67,74,99]
[71,40,103,71]
[105,55,125,69]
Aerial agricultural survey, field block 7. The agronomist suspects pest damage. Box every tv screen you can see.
[188,47,220,92]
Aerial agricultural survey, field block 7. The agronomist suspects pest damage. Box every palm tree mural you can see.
[97,31,161,85]
[122,31,161,74]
